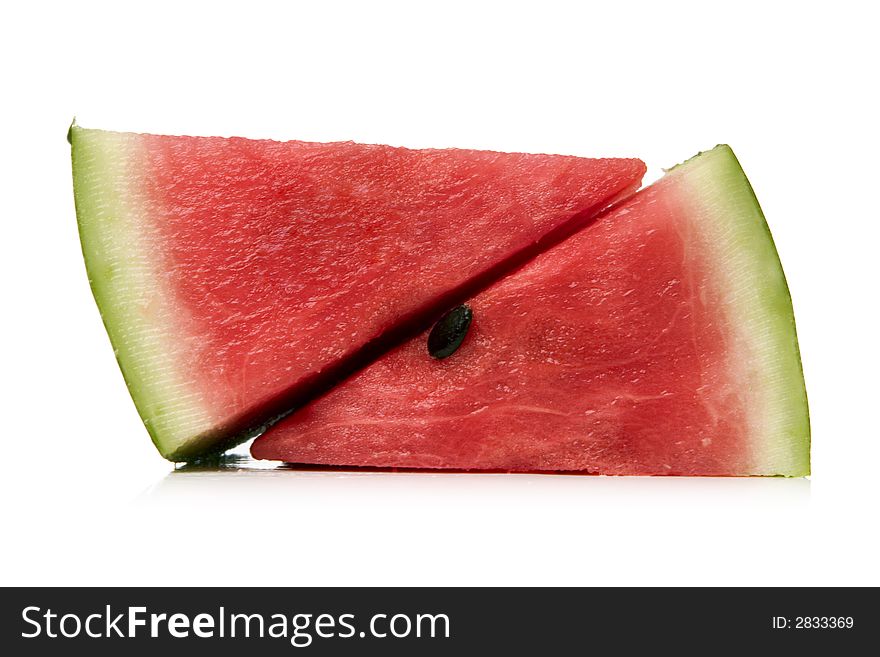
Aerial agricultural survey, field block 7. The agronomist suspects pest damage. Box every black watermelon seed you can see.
[428,304,473,359]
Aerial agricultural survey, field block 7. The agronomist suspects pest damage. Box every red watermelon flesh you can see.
[71,126,645,460]
[251,146,810,476]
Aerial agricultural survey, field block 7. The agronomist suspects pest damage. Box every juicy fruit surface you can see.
[71,127,645,460]
[252,146,810,476]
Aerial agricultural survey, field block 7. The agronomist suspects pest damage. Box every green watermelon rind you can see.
[70,126,221,461]
[669,145,810,476]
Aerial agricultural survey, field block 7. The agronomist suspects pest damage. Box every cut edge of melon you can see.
[70,125,648,462]
[669,145,810,476]
[71,126,218,460]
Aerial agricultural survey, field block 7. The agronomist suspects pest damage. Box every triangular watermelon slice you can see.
[70,126,645,460]
[251,146,810,476]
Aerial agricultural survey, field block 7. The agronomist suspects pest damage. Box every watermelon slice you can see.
[70,126,645,460]
[251,146,810,476]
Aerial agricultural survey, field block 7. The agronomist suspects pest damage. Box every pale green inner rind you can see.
[71,126,216,459]
[670,146,810,476]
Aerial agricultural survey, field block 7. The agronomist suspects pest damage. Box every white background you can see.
[1,0,878,586]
